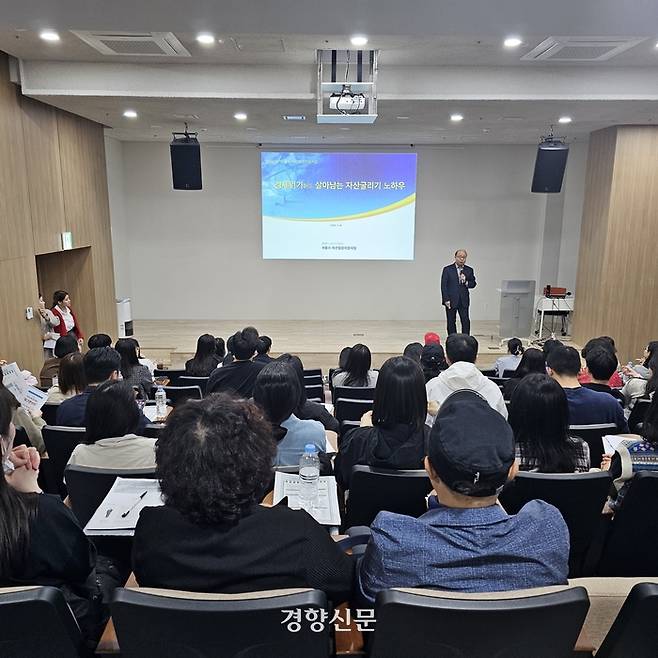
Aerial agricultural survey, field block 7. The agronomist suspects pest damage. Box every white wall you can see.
[108,141,586,321]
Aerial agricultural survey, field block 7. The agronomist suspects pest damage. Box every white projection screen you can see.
[261,151,418,260]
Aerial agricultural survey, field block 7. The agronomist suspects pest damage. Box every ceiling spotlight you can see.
[350,35,368,47]
[503,36,523,48]
[396,116,410,120]
[123,109,138,119]
[234,112,248,121]
[450,113,464,122]
[39,30,60,42]
[558,116,572,124]
[196,33,215,45]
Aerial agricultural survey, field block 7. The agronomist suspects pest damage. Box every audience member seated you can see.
[221,334,235,366]
[115,338,153,398]
[278,354,339,433]
[332,346,352,382]
[624,340,658,380]
[39,334,79,388]
[335,356,429,491]
[0,387,46,455]
[508,374,590,472]
[46,352,87,404]
[358,390,569,603]
[133,337,156,376]
[87,333,112,349]
[621,354,657,409]
[420,343,448,383]
[424,332,441,346]
[542,338,563,359]
[184,333,220,376]
[494,337,524,377]
[207,327,265,397]
[502,348,546,400]
[402,342,423,363]
[253,361,325,466]
[582,347,625,403]
[602,395,658,512]
[68,381,156,469]
[578,336,623,387]
[254,335,274,364]
[56,347,150,431]
[0,392,103,645]
[426,334,507,422]
[332,343,378,388]
[132,393,353,601]
[547,346,628,432]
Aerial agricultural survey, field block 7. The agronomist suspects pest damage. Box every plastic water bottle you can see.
[155,386,167,420]
[52,375,59,388]
[299,444,320,511]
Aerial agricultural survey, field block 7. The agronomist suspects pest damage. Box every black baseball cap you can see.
[428,390,515,497]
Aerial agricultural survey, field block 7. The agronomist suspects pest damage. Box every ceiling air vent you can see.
[71,31,191,57]
[521,36,646,62]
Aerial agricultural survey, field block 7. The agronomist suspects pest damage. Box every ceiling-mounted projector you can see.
[329,86,367,113]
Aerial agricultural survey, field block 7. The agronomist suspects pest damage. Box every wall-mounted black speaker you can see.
[531,140,569,193]
[170,137,202,190]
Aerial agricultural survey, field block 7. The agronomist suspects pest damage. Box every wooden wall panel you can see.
[20,95,66,255]
[0,51,117,373]
[0,55,33,261]
[574,126,658,362]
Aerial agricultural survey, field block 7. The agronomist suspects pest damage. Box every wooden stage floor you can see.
[133,319,576,372]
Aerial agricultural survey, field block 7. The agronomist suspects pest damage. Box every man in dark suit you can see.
[441,249,476,335]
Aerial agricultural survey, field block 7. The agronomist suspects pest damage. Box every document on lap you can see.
[84,478,163,536]
[273,472,341,526]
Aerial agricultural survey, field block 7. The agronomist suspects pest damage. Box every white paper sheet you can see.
[84,478,163,536]
[272,472,341,526]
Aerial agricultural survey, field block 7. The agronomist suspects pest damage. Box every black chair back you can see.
[111,587,331,658]
[345,466,432,528]
[487,376,508,390]
[143,423,166,438]
[13,426,31,448]
[499,471,612,577]
[569,423,619,470]
[628,398,652,434]
[153,368,186,387]
[41,426,87,497]
[596,582,658,658]
[41,403,60,426]
[0,586,82,657]
[150,385,202,407]
[598,472,658,576]
[305,384,324,403]
[303,368,323,379]
[369,586,590,658]
[502,368,518,378]
[178,376,209,395]
[334,387,375,432]
[480,368,497,377]
[64,464,157,527]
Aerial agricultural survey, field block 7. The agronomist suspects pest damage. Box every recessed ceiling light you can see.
[558,116,572,124]
[503,36,523,48]
[350,35,368,47]
[246,127,258,131]
[123,109,138,119]
[234,112,247,121]
[339,127,351,130]
[39,30,60,42]
[196,33,215,45]
[450,113,464,122]
[396,116,410,120]
[282,115,306,121]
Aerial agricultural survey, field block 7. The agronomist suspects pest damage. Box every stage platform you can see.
[133,320,578,373]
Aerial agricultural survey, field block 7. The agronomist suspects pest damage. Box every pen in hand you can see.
[121,490,148,518]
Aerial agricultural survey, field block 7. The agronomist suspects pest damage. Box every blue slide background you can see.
[261,152,417,260]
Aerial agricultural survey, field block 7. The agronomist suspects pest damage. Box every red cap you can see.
[424,332,441,345]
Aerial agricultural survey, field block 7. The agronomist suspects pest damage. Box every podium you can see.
[499,280,536,339]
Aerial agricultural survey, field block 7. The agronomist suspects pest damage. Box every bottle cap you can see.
[304,444,316,453]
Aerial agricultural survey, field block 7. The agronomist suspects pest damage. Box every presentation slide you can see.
[261,152,417,260]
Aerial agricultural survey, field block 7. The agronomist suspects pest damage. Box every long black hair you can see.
[642,394,658,446]
[420,344,447,383]
[114,338,140,378]
[343,344,372,387]
[253,361,301,433]
[372,357,427,432]
[508,374,580,473]
[511,348,546,379]
[0,390,39,578]
[643,341,658,368]
[187,334,220,376]
[277,354,308,412]
[84,380,141,444]
[646,354,658,397]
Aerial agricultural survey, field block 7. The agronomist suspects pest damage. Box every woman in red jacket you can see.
[51,290,84,347]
